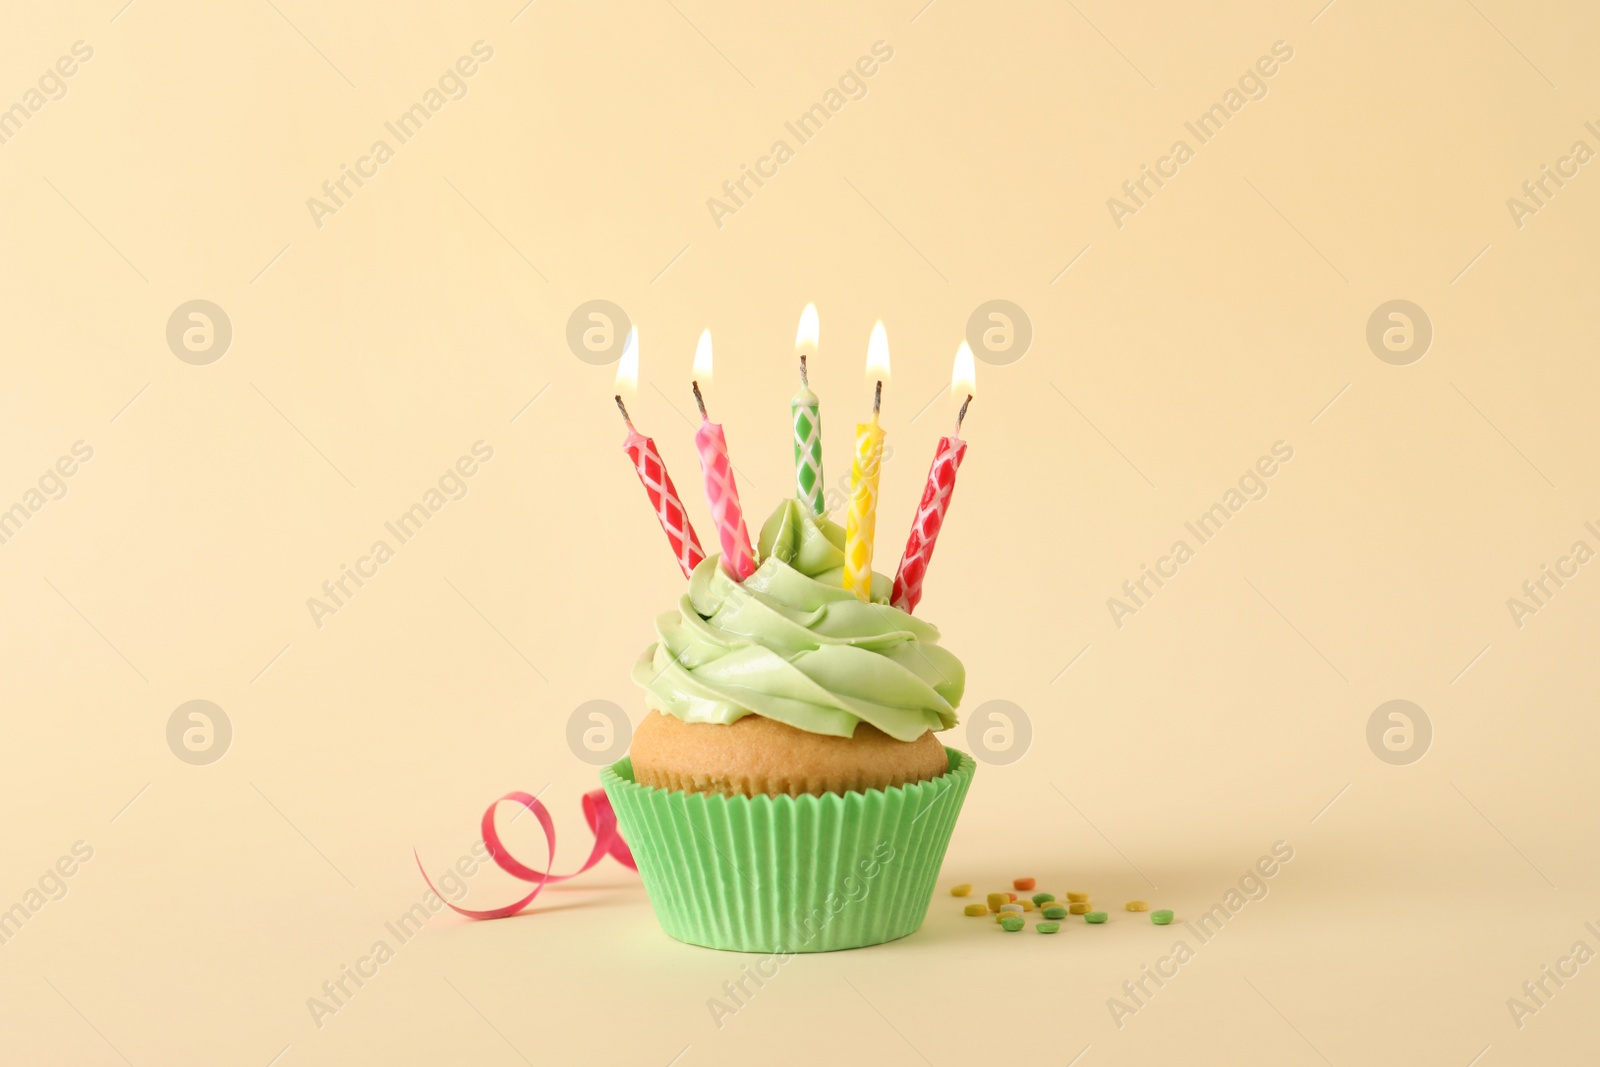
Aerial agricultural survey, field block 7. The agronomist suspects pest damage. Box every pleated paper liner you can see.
[602,746,975,952]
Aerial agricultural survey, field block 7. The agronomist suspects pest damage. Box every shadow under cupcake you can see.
[602,500,975,953]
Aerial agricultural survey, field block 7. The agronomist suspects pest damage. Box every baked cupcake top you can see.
[631,499,965,742]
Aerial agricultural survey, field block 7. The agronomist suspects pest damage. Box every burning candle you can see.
[843,322,890,600]
[792,303,825,516]
[891,342,974,613]
[614,329,706,579]
[691,329,757,581]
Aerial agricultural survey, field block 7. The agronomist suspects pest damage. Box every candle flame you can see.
[952,340,976,397]
[795,303,819,355]
[693,328,714,385]
[865,321,891,384]
[614,327,639,397]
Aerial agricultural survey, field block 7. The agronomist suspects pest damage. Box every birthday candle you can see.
[792,304,825,516]
[613,330,706,578]
[891,342,975,613]
[690,330,757,581]
[843,322,890,600]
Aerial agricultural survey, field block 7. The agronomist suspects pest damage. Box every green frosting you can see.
[631,499,965,742]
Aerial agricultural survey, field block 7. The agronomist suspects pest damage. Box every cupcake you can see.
[602,499,975,952]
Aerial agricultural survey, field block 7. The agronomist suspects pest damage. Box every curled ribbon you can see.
[415,788,637,920]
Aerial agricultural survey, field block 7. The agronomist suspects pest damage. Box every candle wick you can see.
[799,353,808,387]
[614,394,634,428]
[956,393,972,433]
[691,380,709,420]
[872,379,882,417]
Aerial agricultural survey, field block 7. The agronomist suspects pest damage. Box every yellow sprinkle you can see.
[951,883,973,897]
[1066,892,1089,903]
[1068,901,1091,915]
[1125,900,1149,912]
[1020,900,1034,912]
[986,893,1009,911]
[963,903,988,916]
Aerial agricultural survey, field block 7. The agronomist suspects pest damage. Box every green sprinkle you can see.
[1031,892,1056,906]
[1042,905,1068,920]
[1085,911,1108,924]
[1036,921,1061,934]
[1151,909,1174,925]
[1000,915,1025,932]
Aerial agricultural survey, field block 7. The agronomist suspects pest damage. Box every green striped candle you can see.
[792,305,824,514]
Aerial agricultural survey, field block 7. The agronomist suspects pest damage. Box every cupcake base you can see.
[602,747,975,952]
[629,710,950,797]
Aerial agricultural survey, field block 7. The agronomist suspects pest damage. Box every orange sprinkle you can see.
[1013,877,1036,891]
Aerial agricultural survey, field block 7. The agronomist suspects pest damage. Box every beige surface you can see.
[2,1,1597,1064]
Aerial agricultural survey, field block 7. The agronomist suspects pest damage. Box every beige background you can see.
[2,0,1597,1063]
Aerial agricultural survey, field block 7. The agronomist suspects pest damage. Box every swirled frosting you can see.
[631,499,964,742]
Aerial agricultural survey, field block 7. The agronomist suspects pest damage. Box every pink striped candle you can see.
[692,380,756,580]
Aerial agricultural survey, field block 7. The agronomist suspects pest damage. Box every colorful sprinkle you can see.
[987,893,1009,911]
[1000,915,1025,932]
[1125,900,1149,912]
[951,884,973,897]
[1032,893,1056,907]
[1020,900,1035,912]
[1151,910,1174,925]
[1085,911,1108,924]
[1013,877,1036,891]
[963,903,988,916]
[1066,892,1089,903]
[1042,905,1068,920]
[1036,921,1061,934]
[999,903,1023,915]
[1068,902,1091,915]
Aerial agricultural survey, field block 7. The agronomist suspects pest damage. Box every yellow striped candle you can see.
[843,322,891,600]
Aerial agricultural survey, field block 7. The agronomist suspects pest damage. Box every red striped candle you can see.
[890,431,967,613]
[617,397,706,579]
[891,345,975,613]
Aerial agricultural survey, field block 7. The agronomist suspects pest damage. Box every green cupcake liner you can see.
[602,747,975,953]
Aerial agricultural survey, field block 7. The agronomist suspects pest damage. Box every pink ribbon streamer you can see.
[415,788,636,920]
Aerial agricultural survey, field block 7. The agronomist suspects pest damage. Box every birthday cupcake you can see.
[602,499,975,952]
